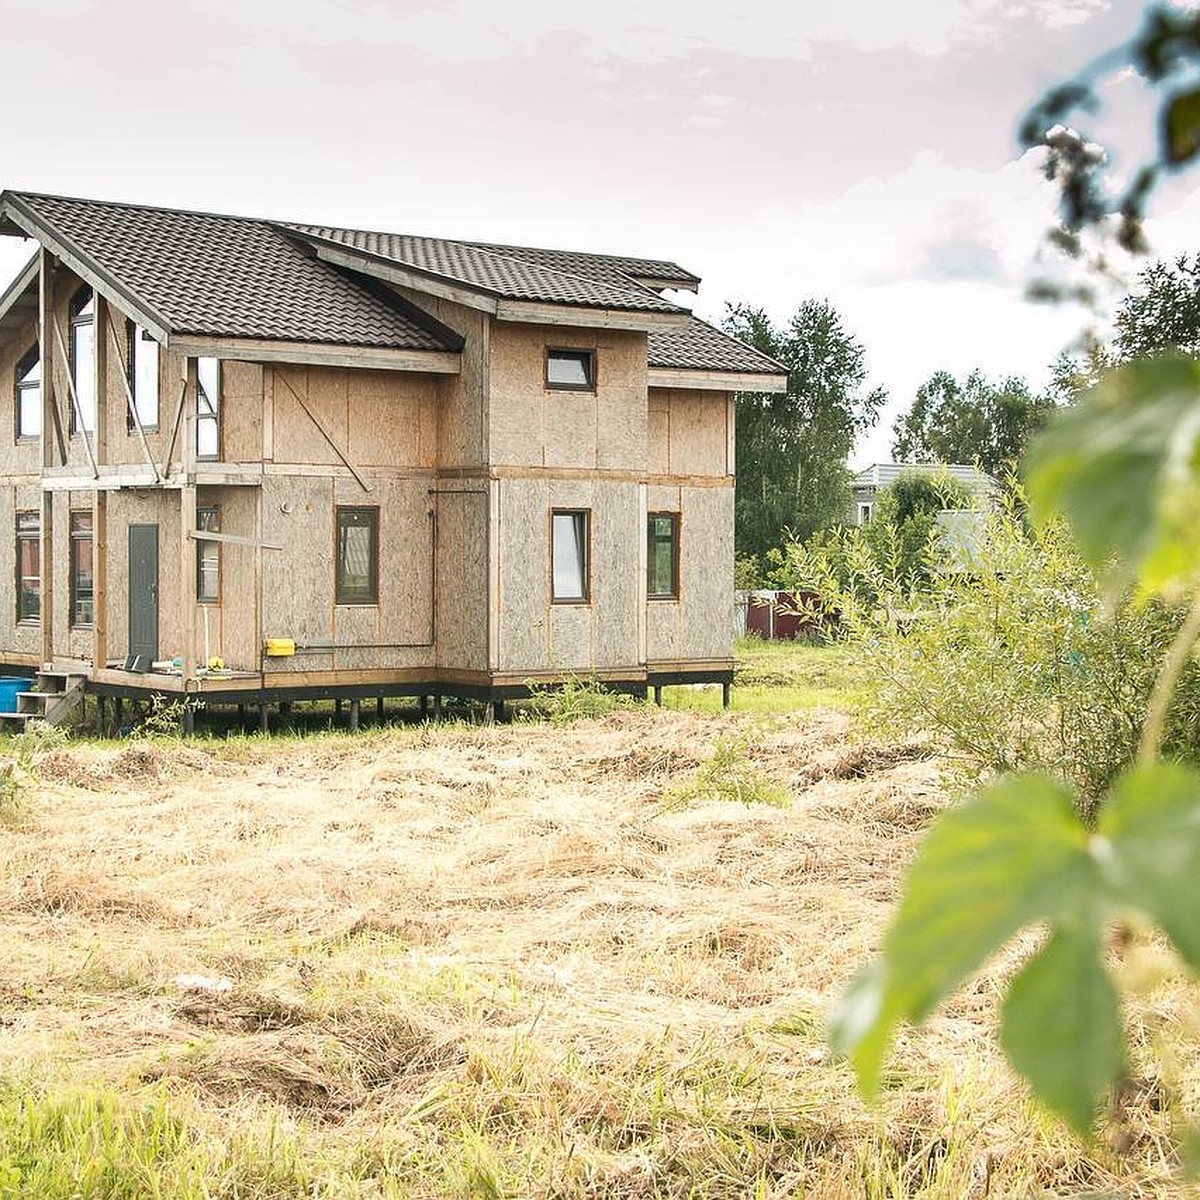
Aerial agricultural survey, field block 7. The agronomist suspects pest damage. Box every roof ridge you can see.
[462,236,700,282]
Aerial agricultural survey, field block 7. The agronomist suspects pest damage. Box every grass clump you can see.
[662,726,790,810]
[521,672,639,724]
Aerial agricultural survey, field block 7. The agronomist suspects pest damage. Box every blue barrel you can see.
[0,677,31,715]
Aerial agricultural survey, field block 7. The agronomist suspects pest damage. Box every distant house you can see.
[0,190,787,723]
[850,463,997,525]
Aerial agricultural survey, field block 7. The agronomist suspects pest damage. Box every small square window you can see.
[552,509,589,602]
[546,349,596,391]
[336,506,379,604]
[647,512,680,600]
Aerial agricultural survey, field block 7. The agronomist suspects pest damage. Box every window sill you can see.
[551,598,591,606]
[545,385,596,394]
[648,595,680,603]
[15,619,40,628]
[335,601,379,608]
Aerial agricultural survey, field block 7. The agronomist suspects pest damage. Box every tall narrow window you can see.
[15,344,40,440]
[69,510,94,627]
[196,506,220,603]
[551,509,589,602]
[546,348,596,391]
[69,286,95,434]
[336,506,378,604]
[127,321,160,430]
[15,511,39,623]
[196,357,220,460]
[647,512,680,599]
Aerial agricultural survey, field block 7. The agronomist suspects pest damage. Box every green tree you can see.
[891,368,1055,474]
[724,300,886,565]
[1114,253,1200,361]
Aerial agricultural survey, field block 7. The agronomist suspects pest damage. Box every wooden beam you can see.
[187,529,283,551]
[180,481,197,681]
[647,368,788,393]
[306,242,500,314]
[105,307,161,482]
[168,333,461,374]
[50,312,99,479]
[274,368,371,493]
[495,300,688,332]
[41,467,181,492]
[93,491,107,676]
[38,249,67,467]
[94,293,108,468]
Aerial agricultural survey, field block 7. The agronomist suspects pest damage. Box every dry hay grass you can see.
[0,707,1196,1196]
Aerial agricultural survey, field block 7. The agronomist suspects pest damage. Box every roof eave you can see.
[647,366,788,393]
[0,191,174,344]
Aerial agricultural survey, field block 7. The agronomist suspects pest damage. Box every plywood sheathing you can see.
[488,323,647,471]
[434,485,489,674]
[646,388,731,479]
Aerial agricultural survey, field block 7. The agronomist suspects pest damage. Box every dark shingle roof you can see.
[287,225,684,314]
[3,193,461,351]
[465,241,700,289]
[648,317,788,377]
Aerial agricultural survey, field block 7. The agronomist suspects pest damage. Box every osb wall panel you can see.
[391,286,488,469]
[489,324,647,470]
[260,474,437,674]
[102,321,179,469]
[645,485,734,663]
[105,491,183,666]
[434,487,489,673]
[194,485,259,672]
[270,365,438,471]
[646,388,730,478]
[52,490,94,661]
[0,483,42,661]
[220,361,264,464]
[0,317,41,479]
[496,477,640,673]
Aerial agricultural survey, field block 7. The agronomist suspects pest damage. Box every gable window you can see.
[546,348,596,392]
[647,512,680,600]
[197,506,220,603]
[196,357,220,460]
[15,345,40,440]
[336,506,378,604]
[69,287,95,434]
[16,511,39,624]
[551,509,589,602]
[69,510,94,627]
[127,321,160,430]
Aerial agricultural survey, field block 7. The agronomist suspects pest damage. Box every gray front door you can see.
[127,524,158,672]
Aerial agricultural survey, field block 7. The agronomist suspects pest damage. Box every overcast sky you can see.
[0,0,1193,464]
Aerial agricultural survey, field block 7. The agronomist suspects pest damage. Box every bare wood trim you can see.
[648,368,787,393]
[94,294,108,466]
[93,491,107,674]
[1,196,172,343]
[637,483,648,665]
[726,393,736,476]
[39,493,53,666]
[39,250,67,467]
[159,377,187,480]
[260,462,437,479]
[274,369,371,494]
[188,529,283,551]
[487,478,500,672]
[307,243,500,314]
[42,466,182,492]
[168,333,461,374]
[496,299,687,332]
[0,252,38,328]
[645,658,734,673]
[105,308,161,482]
[50,313,99,479]
[181,483,197,680]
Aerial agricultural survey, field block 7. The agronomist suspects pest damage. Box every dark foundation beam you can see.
[349,697,360,731]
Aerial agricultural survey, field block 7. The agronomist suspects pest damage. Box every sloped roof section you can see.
[648,316,788,377]
[287,225,684,314]
[465,241,700,290]
[852,463,997,493]
[2,192,462,351]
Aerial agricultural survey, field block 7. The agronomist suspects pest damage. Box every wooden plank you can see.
[50,313,99,479]
[182,357,197,475]
[169,333,461,374]
[274,368,371,493]
[496,300,688,332]
[188,529,283,551]
[38,249,67,468]
[180,483,197,679]
[487,478,500,671]
[648,368,787,393]
[94,294,108,467]
[308,242,500,314]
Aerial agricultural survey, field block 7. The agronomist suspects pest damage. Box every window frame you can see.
[126,319,160,432]
[196,505,220,604]
[647,511,681,601]
[15,510,39,625]
[68,286,95,435]
[196,356,221,461]
[15,343,40,442]
[335,505,379,606]
[550,508,591,604]
[69,509,94,628]
[545,347,597,393]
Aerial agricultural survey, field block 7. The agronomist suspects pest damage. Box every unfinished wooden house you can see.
[0,191,787,724]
